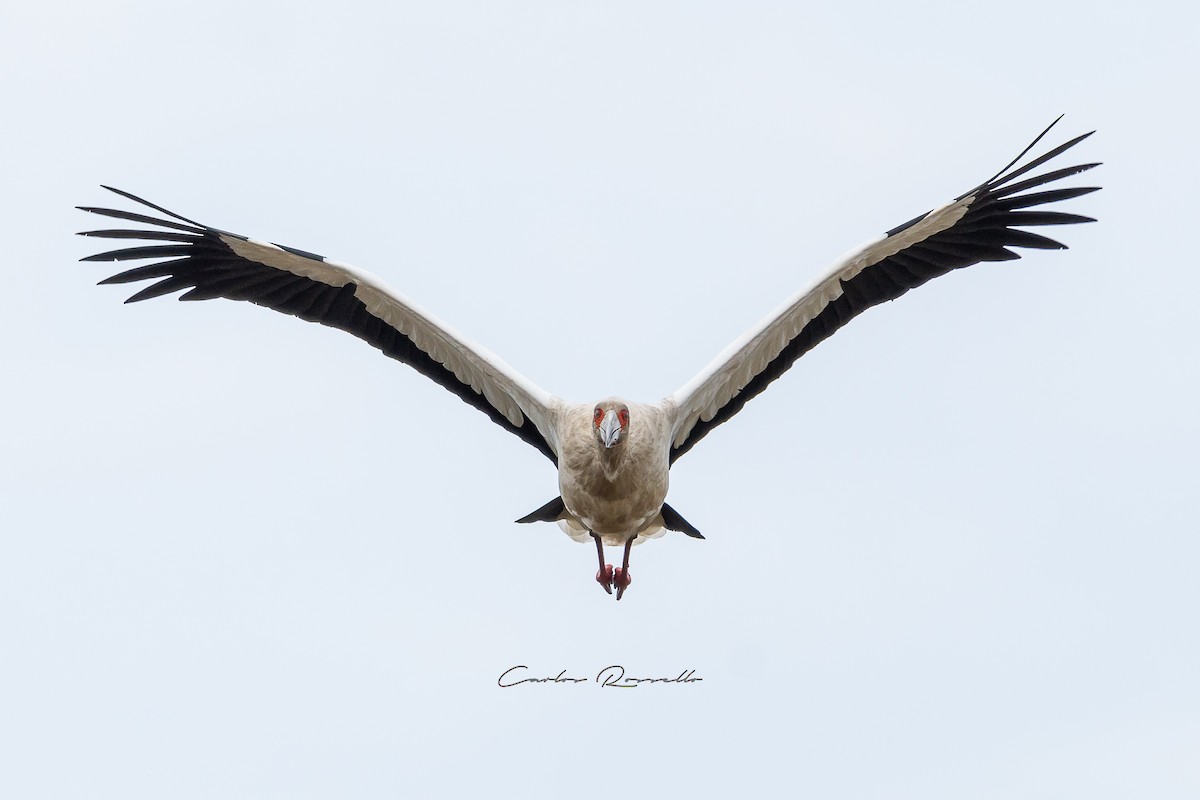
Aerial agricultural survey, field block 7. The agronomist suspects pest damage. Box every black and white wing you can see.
[667,118,1100,462]
[78,188,562,463]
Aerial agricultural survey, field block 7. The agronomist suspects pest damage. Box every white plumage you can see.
[78,118,1099,600]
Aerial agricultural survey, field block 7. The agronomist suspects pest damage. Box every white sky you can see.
[3,1,1198,797]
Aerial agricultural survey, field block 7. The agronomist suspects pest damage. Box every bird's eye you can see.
[618,409,629,427]
[593,408,604,426]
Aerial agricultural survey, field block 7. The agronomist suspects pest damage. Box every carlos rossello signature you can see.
[498,665,702,688]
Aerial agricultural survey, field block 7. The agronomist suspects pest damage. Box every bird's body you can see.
[77,118,1100,599]
[556,400,671,546]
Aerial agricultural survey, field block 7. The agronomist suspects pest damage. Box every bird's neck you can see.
[598,443,627,482]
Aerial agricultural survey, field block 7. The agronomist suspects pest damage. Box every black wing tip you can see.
[123,283,174,303]
[97,272,150,287]
[1045,118,1098,144]
[965,119,1099,202]
[100,184,136,199]
[90,186,205,227]
[1035,113,1066,138]
[99,185,141,204]
[1036,212,1097,226]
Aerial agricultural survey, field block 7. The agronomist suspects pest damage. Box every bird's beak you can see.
[599,409,622,448]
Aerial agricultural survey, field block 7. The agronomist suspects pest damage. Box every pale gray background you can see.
[2,1,1197,797]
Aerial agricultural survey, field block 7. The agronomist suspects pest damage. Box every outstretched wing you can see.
[78,188,562,463]
[667,117,1100,462]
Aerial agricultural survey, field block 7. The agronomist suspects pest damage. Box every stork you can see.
[78,118,1099,600]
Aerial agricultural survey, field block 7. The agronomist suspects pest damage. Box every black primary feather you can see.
[78,188,559,465]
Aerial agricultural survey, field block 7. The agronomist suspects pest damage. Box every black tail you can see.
[515,496,565,524]
[517,496,704,540]
[661,503,704,539]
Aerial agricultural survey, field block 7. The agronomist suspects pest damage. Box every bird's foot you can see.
[596,564,614,595]
[613,567,632,601]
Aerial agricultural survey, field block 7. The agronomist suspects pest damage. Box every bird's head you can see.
[593,399,630,449]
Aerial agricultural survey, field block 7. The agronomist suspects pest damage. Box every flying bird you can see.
[78,118,1099,600]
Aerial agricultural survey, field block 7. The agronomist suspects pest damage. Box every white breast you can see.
[555,401,671,543]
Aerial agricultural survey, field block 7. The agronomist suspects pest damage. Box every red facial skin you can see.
[594,407,631,429]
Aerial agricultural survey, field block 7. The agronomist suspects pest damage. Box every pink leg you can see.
[592,533,613,595]
[613,536,634,601]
